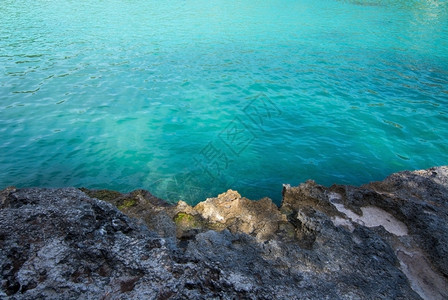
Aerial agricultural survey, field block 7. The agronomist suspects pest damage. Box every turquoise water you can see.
[1,0,447,205]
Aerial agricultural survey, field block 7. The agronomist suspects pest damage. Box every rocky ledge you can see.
[1,166,447,299]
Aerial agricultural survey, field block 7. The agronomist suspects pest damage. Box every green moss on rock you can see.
[117,198,137,211]
[174,212,202,229]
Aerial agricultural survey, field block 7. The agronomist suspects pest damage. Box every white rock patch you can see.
[329,193,408,236]
[397,246,448,300]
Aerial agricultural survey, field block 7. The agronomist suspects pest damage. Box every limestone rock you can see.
[194,189,285,240]
[1,166,447,299]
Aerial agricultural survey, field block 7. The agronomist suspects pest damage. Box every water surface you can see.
[1,0,447,204]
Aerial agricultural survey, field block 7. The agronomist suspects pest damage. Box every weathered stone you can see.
[194,190,285,241]
[0,166,447,299]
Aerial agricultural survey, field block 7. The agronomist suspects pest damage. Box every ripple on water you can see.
[0,0,447,204]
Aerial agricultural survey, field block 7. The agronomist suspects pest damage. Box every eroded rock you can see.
[1,166,447,299]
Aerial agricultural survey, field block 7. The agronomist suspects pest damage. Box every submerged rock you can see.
[1,166,447,299]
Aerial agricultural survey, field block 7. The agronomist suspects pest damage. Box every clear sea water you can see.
[1,0,447,205]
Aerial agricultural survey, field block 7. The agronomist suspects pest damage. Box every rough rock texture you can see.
[1,166,447,299]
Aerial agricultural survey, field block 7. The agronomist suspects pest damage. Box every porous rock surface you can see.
[1,166,447,299]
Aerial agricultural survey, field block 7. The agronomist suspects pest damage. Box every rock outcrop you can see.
[1,166,447,299]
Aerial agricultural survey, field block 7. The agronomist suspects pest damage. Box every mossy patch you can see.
[174,213,202,229]
[117,198,137,211]
[174,212,194,223]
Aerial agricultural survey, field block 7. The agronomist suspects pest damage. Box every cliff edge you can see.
[1,166,447,299]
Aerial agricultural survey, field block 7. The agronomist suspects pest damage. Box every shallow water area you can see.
[1,0,447,204]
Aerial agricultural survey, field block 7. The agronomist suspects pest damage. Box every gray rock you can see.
[1,166,447,299]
